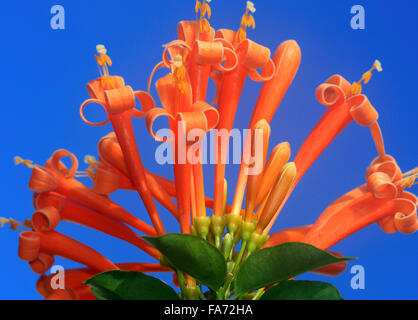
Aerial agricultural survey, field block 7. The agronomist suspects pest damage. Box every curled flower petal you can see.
[366,172,398,199]
[29,253,55,274]
[18,231,41,261]
[348,95,379,127]
[249,40,301,128]
[394,209,418,234]
[28,155,156,236]
[47,149,79,179]
[19,230,118,272]
[32,206,60,232]
[238,39,275,82]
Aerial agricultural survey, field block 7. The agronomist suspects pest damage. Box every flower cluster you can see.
[3,1,416,300]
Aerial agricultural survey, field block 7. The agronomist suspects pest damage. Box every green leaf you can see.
[84,270,179,300]
[260,280,343,300]
[143,233,226,290]
[235,242,355,294]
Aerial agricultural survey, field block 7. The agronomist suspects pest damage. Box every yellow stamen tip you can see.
[14,156,34,168]
[374,59,383,72]
[84,155,97,165]
[0,217,9,228]
[247,1,256,13]
[13,156,23,165]
[96,44,107,55]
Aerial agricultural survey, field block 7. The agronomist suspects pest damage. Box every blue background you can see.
[0,0,416,300]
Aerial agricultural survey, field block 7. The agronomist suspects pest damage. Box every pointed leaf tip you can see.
[235,242,355,294]
[143,233,226,290]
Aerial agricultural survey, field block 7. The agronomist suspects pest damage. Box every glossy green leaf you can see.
[235,242,354,294]
[143,233,226,290]
[260,280,343,300]
[84,270,179,300]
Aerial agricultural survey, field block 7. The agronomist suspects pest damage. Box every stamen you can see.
[0,217,32,231]
[236,1,256,43]
[195,0,212,33]
[397,175,418,190]
[95,44,115,89]
[14,156,35,168]
[402,168,418,178]
[351,59,383,95]
[82,155,100,179]
[172,55,188,94]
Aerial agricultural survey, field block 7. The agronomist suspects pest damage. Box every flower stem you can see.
[252,288,265,300]
[218,240,247,299]
[176,270,187,300]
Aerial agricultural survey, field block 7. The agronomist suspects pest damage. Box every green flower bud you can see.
[194,216,211,238]
[221,233,234,258]
[184,286,201,300]
[211,215,226,237]
[240,221,256,241]
[227,261,235,274]
[247,231,263,254]
[226,213,242,234]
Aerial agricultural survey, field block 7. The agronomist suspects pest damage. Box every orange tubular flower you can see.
[32,192,160,260]
[219,39,301,220]
[18,230,118,273]
[80,71,166,235]
[302,156,418,250]
[213,29,275,218]
[26,150,156,236]
[294,73,386,186]
[92,133,179,220]
[145,70,219,233]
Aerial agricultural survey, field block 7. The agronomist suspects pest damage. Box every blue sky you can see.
[0,0,417,299]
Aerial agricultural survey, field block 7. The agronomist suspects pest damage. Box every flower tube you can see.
[217,40,299,219]
[33,192,160,260]
[145,65,219,232]
[18,230,118,272]
[302,159,418,250]
[80,72,166,235]
[213,34,275,217]
[243,120,271,222]
[27,150,156,236]
[93,133,178,219]
[294,63,386,186]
